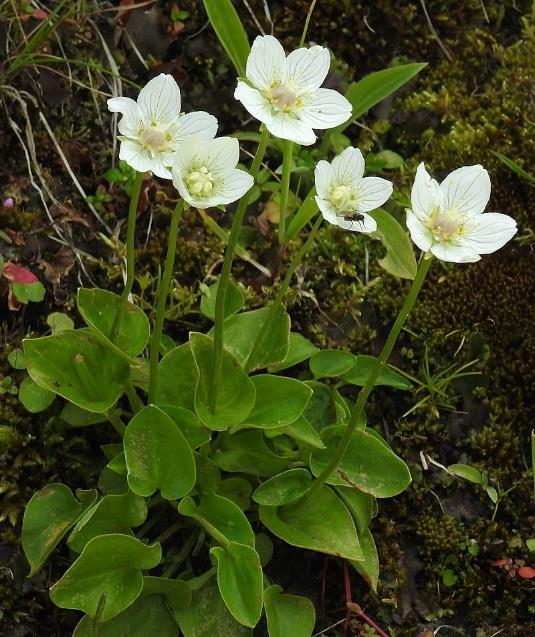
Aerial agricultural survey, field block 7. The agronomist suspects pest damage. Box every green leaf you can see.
[332,63,427,137]
[175,577,252,637]
[190,332,255,430]
[253,469,312,506]
[77,288,150,358]
[285,188,318,241]
[492,151,535,185]
[217,477,252,511]
[526,538,535,552]
[23,329,130,413]
[46,312,74,334]
[13,280,45,303]
[335,486,375,536]
[22,483,96,576]
[302,381,340,431]
[368,209,417,280]
[156,343,199,411]
[178,493,255,547]
[124,405,196,499]
[342,355,412,390]
[310,426,411,497]
[210,307,290,371]
[211,542,263,627]
[264,585,315,637]
[50,534,162,621]
[142,576,191,613]
[268,332,319,373]
[213,430,289,477]
[159,404,211,449]
[448,463,483,484]
[242,375,312,429]
[202,0,250,76]
[67,491,148,552]
[309,349,356,378]
[61,403,108,427]
[195,453,222,494]
[282,416,325,450]
[350,528,379,591]
[18,376,55,413]
[8,348,26,369]
[260,485,362,561]
[200,279,244,321]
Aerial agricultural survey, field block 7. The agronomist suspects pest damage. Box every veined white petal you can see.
[263,112,317,145]
[315,195,339,224]
[411,162,444,221]
[459,212,517,255]
[285,46,330,92]
[119,140,158,174]
[172,111,218,143]
[214,169,254,205]
[172,168,194,206]
[107,97,143,137]
[406,210,433,252]
[246,35,286,90]
[430,242,480,263]
[299,88,351,130]
[331,147,365,184]
[173,135,203,175]
[356,176,393,212]
[440,165,490,216]
[316,194,376,233]
[138,74,181,124]
[314,160,334,198]
[204,137,240,176]
[234,82,273,124]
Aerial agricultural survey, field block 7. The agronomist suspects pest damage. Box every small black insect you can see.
[338,211,366,229]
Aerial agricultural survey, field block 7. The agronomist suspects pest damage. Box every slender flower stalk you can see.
[246,214,323,372]
[278,139,294,244]
[148,199,185,403]
[208,127,271,412]
[304,255,433,501]
[111,170,144,341]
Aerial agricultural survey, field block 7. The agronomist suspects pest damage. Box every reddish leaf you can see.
[3,263,38,284]
[518,566,535,579]
[32,8,48,19]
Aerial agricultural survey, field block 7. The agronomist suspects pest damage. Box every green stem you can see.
[245,215,323,372]
[148,199,185,404]
[106,410,126,437]
[304,255,433,501]
[300,0,319,46]
[125,382,143,413]
[209,126,271,412]
[111,171,144,341]
[278,139,293,245]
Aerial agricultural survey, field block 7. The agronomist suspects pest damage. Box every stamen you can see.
[185,165,214,197]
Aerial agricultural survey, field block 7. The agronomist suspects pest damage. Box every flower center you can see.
[330,184,357,212]
[140,124,170,153]
[429,209,462,241]
[185,166,215,196]
[270,84,298,112]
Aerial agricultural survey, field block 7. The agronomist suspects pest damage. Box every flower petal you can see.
[263,112,316,145]
[172,168,194,206]
[299,88,352,130]
[314,160,334,198]
[355,177,393,212]
[285,46,330,92]
[246,35,286,90]
[204,137,240,176]
[330,147,365,184]
[406,210,432,252]
[119,140,158,174]
[214,169,254,206]
[138,74,181,124]
[173,135,203,176]
[459,212,517,255]
[172,111,218,144]
[440,165,490,216]
[411,162,444,221]
[234,82,273,124]
[430,242,480,263]
[107,97,143,137]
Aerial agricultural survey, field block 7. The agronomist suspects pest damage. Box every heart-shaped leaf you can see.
[368,208,417,280]
[155,343,199,411]
[22,484,96,576]
[264,584,315,637]
[268,332,319,373]
[310,426,411,497]
[23,329,130,413]
[309,350,356,378]
[61,403,108,427]
[18,376,55,413]
[190,332,255,430]
[77,288,150,358]
[342,355,411,390]
[200,279,244,321]
[179,494,255,547]
[195,453,222,494]
[50,534,162,621]
[259,485,362,561]
[335,486,375,536]
[253,469,312,506]
[350,528,379,591]
[281,416,325,450]
[142,576,191,613]
[243,375,312,429]
[211,542,263,627]
[217,477,252,511]
[67,491,147,552]
[159,404,211,449]
[124,405,196,499]
[213,430,289,477]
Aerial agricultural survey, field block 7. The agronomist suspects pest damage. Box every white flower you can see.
[107,74,218,179]
[407,163,517,263]
[172,136,254,209]
[234,35,351,146]
[314,147,393,233]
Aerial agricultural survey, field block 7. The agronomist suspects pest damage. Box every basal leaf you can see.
[156,343,199,411]
[264,585,315,637]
